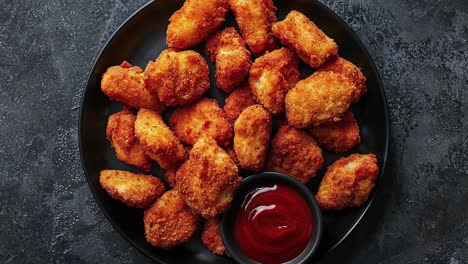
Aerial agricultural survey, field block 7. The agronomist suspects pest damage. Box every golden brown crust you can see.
[225,145,240,168]
[272,10,338,68]
[169,98,233,148]
[308,111,361,153]
[100,170,165,208]
[285,71,356,128]
[223,84,256,124]
[315,154,379,210]
[164,170,177,189]
[206,27,252,92]
[134,109,186,170]
[144,189,200,249]
[229,0,278,55]
[144,49,210,106]
[166,0,229,49]
[101,61,165,112]
[106,110,152,171]
[267,125,324,183]
[249,48,300,115]
[234,105,272,171]
[318,56,367,102]
[176,137,241,218]
[201,218,226,255]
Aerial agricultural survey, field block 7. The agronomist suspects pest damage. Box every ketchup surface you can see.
[233,184,313,264]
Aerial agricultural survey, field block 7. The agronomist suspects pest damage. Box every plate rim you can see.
[78,0,390,262]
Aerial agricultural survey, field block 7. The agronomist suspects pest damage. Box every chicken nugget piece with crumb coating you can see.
[135,109,185,170]
[106,110,152,172]
[225,145,240,168]
[100,170,165,208]
[249,48,300,115]
[164,170,177,189]
[101,61,165,112]
[224,84,256,124]
[229,0,278,55]
[176,136,241,218]
[206,27,251,92]
[144,189,200,249]
[201,218,227,255]
[144,49,210,106]
[166,0,229,49]
[234,105,272,171]
[319,56,367,102]
[267,125,324,183]
[169,98,233,147]
[309,111,360,153]
[316,154,379,210]
[272,10,338,68]
[285,71,356,128]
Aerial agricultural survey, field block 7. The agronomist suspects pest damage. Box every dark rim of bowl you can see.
[220,172,323,264]
[78,0,389,263]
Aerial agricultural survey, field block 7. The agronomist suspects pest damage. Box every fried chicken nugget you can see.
[267,125,324,183]
[319,56,367,102]
[249,48,300,115]
[229,0,278,55]
[201,218,226,255]
[101,61,164,112]
[223,84,256,124]
[315,154,379,210]
[166,0,229,49]
[144,49,210,106]
[106,110,152,172]
[285,71,356,128]
[134,109,185,170]
[206,27,252,92]
[176,136,241,218]
[164,170,177,189]
[100,170,165,208]
[144,189,200,249]
[309,111,361,153]
[234,105,272,171]
[169,98,233,147]
[272,10,338,68]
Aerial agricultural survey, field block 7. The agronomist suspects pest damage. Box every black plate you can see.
[79,0,389,263]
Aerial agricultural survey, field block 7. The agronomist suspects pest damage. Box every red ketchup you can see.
[233,184,313,264]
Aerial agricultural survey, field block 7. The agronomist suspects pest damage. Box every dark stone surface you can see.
[0,0,466,263]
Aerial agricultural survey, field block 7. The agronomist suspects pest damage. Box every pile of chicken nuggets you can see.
[98,0,380,256]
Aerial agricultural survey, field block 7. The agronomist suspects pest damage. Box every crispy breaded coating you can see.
[206,27,251,92]
[134,109,185,170]
[249,48,300,115]
[176,136,241,218]
[309,111,360,153]
[164,170,177,189]
[319,56,367,102]
[101,61,165,112]
[144,189,200,249]
[201,218,226,255]
[166,0,229,49]
[229,0,278,55]
[100,170,165,208]
[285,71,356,128]
[106,110,152,172]
[272,10,338,68]
[234,105,272,171]
[267,125,324,183]
[316,154,379,210]
[225,145,240,167]
[223,84,256,124]
[145,49,210,106]
[169,98,233,147]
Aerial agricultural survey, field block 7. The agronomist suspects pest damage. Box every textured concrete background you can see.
[0,0,467,263]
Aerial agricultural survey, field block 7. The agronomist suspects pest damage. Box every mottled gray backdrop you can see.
[0,0,467,263]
